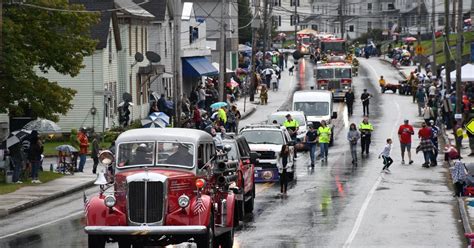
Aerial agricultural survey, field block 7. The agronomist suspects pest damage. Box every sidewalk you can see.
[0,158,96,218]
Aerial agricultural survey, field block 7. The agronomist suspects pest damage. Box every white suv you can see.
[240,125,296,183]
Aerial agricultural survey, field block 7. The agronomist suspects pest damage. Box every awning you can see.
[182,57,218,78]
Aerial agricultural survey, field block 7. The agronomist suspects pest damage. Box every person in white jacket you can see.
[379,138,393,173]
[277,145,291,196]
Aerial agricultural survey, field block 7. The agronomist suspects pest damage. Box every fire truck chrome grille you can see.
[128,181,164,224]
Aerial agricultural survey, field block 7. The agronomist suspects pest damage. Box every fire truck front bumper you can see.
[85,225,207,236]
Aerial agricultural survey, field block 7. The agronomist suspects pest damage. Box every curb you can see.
[0,179,95,218]
[240,106,257,120]
[378,58,409,79]
[440,124,473,246]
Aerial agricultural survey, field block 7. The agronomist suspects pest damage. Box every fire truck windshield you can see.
[317,69,334,79]
[335,68,351,78]
[321,42,345,54]
[294,102,329,116]
[117,141,195,168]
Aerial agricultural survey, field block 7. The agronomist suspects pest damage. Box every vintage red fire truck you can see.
[84,128,245,248]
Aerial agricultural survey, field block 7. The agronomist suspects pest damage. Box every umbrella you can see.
[278,32,287,37]
[142,112,170,128]
[404,37,417,42]
[55,144,78,153]
[118,101,134,107]
[149,112,170,124]
[210,102,228,109]
[23,118,61,133]
[262,68,275,75]
[6,129,32,148]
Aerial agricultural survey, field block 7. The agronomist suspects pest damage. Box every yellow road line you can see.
[255,182,275,194]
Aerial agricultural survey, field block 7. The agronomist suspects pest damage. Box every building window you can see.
[290,0,299,7]
[367,3,372,13]
[278,16,281,26]
[128,25,132,56]
[135,26,138,55]
[290,15,294,26]
[388,3,394,10]
[141,27,144,54]
[145,28,148,51]
[312,25,318,31]
[438,16,445,26]
[274,0,281,6]
[349,25,354,32]
[367,21,372,31]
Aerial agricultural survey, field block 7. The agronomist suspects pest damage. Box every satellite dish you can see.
[146,51,161,63]
[134,52,144,63]
[122,92,132,102]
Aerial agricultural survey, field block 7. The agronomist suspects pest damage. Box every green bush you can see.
[129,119,143,129]
[103,131,120,143]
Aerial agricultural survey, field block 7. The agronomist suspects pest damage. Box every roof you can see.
[132,0,167,22]
[115,0,154,18]
[293,90,332,101]
[69,0,114,49]
[116,128,214,144]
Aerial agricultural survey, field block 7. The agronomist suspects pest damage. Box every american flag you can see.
[193,197,206,215]
[83,192,90,215]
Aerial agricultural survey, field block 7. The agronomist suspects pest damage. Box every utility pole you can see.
[0,0,3,76]
[452,0,457,32]
[262,0,268,54]
[218,0,226,102]
[444,0,451,92]
[250,1,260,103]
[431,0,436,75]
[455,0,463,115]
[173,0,183,127]
[416,0,421,72]
[268,0,273,51]
[340,0,344,39]
[294,0,297,45]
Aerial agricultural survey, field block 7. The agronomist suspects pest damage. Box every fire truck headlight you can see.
[320,86,325,90]
[104,195,116,208]
[344,85,350,89]
[178,195,190,208]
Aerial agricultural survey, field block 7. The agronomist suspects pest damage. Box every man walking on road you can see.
[429,120,439,163]
[398,119,414,165]
[318,120,331,162]
[345,88,355,116]
[360,89,372,116]
[304,124,318,167]
[416,87,426,116]
[359,117,374,156]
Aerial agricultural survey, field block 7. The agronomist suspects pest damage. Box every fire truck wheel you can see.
[118,239,131,248]
[196,213,215,248]
[244,183,255,214]
[88,235,106,248]
[220,225,235,248]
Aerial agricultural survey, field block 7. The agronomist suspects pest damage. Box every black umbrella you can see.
[6,129,32,148]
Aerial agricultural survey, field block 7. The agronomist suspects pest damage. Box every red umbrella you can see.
[404,37,417,43]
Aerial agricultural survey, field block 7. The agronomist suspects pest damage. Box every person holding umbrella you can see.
[28,131,43,183]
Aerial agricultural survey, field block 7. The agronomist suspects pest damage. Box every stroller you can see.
[56,150,77,175]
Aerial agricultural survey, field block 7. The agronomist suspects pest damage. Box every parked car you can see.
[240,124,296,182]
[222,135,258,218]
[84,128,239,248]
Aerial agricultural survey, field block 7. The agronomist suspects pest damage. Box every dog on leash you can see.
[288,66,294,75]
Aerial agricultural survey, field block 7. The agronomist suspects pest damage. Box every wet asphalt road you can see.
[0,57,463,248]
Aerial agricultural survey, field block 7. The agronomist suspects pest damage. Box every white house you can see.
[37,0,120,132]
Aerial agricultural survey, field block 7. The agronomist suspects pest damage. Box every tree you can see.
[0,0,99,121]
[238,0,252,44]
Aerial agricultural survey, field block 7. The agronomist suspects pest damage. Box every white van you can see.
[292,90,337,144]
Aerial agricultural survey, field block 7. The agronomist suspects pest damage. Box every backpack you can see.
[228,111,236,124]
